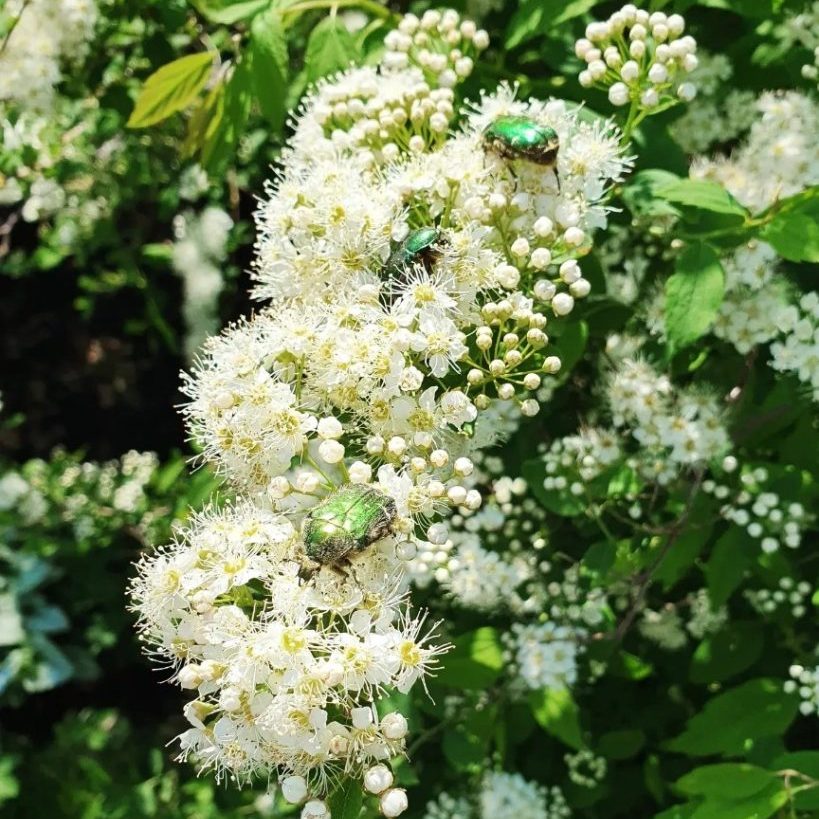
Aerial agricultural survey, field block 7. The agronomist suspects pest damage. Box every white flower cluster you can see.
[564,749,607,788]
[132,501,431,794]
[769,291,819,401]
[692,91,819,213]
[638,606,687,650]
[711,241,795,355]
[172,207,233,360]
[668,53,755,153]
[605,357,730,481]
[131,9,637,811]
[746,577,812,619]
[778,1,819,89]
[0,450,159,534]
[424,771,571,819]
[542,427,623,488]
[637,589,725,650]
[785,660,819,716]
[576,5,698,109]
[703,465,808,554]
[505,621,584,692]
[686,588,727,640]
[0,0,98,110]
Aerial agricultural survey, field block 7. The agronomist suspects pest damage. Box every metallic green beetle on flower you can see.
[383,227,442,283]
[302,485,398,568]
[483,115,560,167]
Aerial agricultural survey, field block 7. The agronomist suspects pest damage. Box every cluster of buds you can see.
[382,8,489,85]
[576,5,698,110]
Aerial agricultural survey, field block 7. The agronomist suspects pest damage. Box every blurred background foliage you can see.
[1,0,818,817]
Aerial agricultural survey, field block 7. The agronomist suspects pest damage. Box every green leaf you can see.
[655,525,712,591]
[552,319,588,376]
[506,0,598,49]
[623,170,683,219]
[304,17,358,83]
[762,211,819,262]
[664,242,725,351]
[442,705,496,772]
[530,688,584,749]
[327,778,363,819]
[665,678,799,757]
[127,52,214,128]
[688,779,788,819]
[704,527,749,607]
[436,627,503,689]
[190,0,270,24]
[772,751,819,809]
[201,59,253,173]
[689,623,764,684]
[655,179,749,217]
[676,763,775,800]
[598,729,646,760]
[249,9,288,129]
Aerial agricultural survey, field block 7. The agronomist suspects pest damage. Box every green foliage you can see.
[663,242,725,351]
[2,0,818,817]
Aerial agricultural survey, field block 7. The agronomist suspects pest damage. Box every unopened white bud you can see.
[511,237,530,257]
[430,449,449,468]
[281,776,308,804]
[349,461,373,484]
[609,82,630,106]
[448,485,468,505]
[454,457,473,477]
[564,226,585,246]
[387,436,407,458]
[677,83,696,101]
[543,356,562,374]
[569,278,591,298]
[367,436,385,454]
[364,765,394,795]
[301,800,330,819]
[552,292,575,316]
[318,439,345,464]
[621,60,639,82]
[534,279,557,302]
[520,398,540,417]
[533,216,554,237]
[380,788,409,818]
[427,522,449,544]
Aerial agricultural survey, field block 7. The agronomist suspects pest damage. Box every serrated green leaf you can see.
[304,17,358,83]
[664,242,724,351]
[249,9,288,129]
[704,527,749,607]
[656,179,749,217]
[327,778,363,819]
[127,52,214,128]
[665,678,799,757]
[598,729,645,760]
[530,687,584,749]
[690,623,763,683]
[191,0,270,24]
[201,60,252,172]
[762,212,819,262]
[506,0,598,49]
[676,763,775,800]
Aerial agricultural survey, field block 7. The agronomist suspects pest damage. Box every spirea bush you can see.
[1,1,819,818]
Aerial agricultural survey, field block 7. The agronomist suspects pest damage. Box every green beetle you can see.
[483,115,560,167]
[302,485,397,568]
[383,227,442,283]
